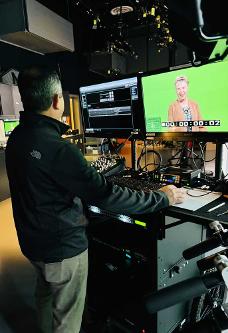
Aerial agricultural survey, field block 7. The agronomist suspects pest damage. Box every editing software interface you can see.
[3,119,19,136]
[79,77,142,137]
[142,60,228,139]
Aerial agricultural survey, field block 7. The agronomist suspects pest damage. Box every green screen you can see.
[4,120,19,136]
[142,61,228,133]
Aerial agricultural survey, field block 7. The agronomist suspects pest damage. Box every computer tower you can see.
[86,214,206,333]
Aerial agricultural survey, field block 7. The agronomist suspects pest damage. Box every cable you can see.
[201,142,216,162]
[136,140,147,169]
[199,142,207,177]
[204,156,216,162]
[168,146,182,166]
[114,133,133,155]
[223,143,228,178]
[203,142,216,163]
[186,188,212,197]
[137,148,162,173]
[191,141,201,169]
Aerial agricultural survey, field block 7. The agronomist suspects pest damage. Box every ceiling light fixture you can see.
[110,6,133,16]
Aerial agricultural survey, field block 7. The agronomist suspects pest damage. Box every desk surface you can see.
[167,197,228,225]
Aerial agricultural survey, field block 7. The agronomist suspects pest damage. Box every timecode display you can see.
[161,120,220,127]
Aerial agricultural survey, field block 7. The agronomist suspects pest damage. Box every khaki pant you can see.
[31,249,88,333]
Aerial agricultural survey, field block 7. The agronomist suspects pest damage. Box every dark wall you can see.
[125,38,190,75]
[0,42,103,94]
[48,51,105,93]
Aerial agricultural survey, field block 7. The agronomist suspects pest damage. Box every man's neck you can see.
[39,109,61,122]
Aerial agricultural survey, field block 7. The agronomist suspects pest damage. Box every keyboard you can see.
[106,171,165,192]
[88,170,165,225]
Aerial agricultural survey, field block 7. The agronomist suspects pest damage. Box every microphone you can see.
[144,271,222,314]
[183,230,228,260]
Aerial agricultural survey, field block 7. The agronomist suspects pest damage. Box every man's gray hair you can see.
[18,65,62,113]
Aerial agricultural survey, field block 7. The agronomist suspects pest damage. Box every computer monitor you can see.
[141,60,228,141]
[4,119,19,136]
[79,76,144,138]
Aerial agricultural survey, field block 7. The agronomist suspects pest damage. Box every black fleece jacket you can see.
[5,112,169,263]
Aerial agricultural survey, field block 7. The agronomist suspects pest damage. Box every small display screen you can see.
[79,77,143,138]
[160,173,180,185]
[4,119,19,136]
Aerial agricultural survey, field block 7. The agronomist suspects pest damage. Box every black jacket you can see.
[5,112,169,263]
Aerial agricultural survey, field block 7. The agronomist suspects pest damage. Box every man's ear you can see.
[52,94,59,110]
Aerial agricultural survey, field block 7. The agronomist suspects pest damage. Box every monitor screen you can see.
[79,77,143,138]
[4,119,19,136]
[142,60,228,140]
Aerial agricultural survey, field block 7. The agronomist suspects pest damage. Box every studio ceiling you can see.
[38,0,174,55]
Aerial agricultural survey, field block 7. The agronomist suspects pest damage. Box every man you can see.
[5,65,186,333]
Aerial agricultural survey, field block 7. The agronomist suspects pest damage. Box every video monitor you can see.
[79,77,143,138]
[141,60,228,140]
[4,119,19,136]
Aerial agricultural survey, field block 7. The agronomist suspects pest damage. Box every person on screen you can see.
[168,76,205,132]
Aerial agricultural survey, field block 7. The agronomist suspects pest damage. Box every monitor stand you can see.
[171,141,223,180]
[179,141,193,169]
[215,143,223,180]
[169,141,196,170]
[131,138,137,170]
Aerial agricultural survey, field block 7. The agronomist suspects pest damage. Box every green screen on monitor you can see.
[142,61,228,136]
[4,119,19,136]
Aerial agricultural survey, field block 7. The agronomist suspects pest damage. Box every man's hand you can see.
[159,185,186,205]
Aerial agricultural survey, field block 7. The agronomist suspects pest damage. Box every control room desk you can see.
[89,192,228,231]
[166,196,228,226]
